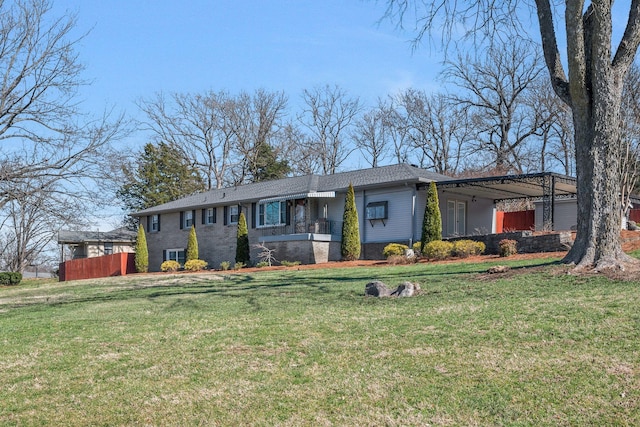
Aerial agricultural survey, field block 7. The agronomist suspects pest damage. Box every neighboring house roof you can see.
[58,228,137,245]
[133,164,450,216]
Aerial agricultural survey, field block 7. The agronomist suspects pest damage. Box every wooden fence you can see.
[59,252,136,282]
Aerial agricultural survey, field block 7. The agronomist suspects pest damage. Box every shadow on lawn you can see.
[0,259,562,312]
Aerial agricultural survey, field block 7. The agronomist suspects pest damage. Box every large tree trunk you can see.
[563,76,635,271]
[560,3,638,271]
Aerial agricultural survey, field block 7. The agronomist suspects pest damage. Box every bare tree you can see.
[352,101,392,168]
[620,65,640,225]
[226,89,290,184]
[299,84,362,174]
[138,90,234,190]
[0,1,131,270]
[394,89,470,174]
[382,0,640,271]
[443,38,549,173]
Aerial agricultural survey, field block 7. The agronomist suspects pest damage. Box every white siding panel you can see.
[535,199,577,231]
[362,187,416,243]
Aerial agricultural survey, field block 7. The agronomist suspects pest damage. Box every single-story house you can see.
[132,164,583,271]
[58,228,137,262]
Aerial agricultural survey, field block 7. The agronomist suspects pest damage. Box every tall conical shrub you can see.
[186,225,199,261]
[341,183,361,261]
[420,181,442,251]
[134,224,149,273]
[235,211,250,265]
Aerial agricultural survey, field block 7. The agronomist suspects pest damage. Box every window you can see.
[104,242,113,255]
[204,207,216,225]
[150,214,159,232]
[258,201,287,226]
[229,205,239,224]
[166,249,186,265]
[183,210,193,228]
[366,201,388,220]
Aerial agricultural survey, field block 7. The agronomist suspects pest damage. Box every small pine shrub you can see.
[0,272,22,285]
[453,240,483,258]
[134,225,149,273]
[383,243,409,258]
[233,262,246,270]
[280,260,301,267]
[160,260,180,272]
[255,261,269,268]
[499,239,518,257]
[423,240,454,260]
[186,225,199,262]
[341,183,361,261]
[184,259,208,271]
[219,261,231,271]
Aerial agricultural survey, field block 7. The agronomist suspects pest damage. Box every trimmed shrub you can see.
[420,181,442,250]
[233,262,246,270]
[280,260,301,267]
[184,259,208,271]
[499,239,518,257]
[134,225,149,273]
[453,240,485,258]
[0,272,22,285]
[383,243,409,258]
[219,261,231,271]
[235,212,250,265]
[186,225,199,262]
[255,261,269,268]
[423,240,454,260]
[341,183,361,261]
[160,260,180,272]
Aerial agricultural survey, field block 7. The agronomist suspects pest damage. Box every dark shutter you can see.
[285,202,291,226]
[157,214,161,232]
[251,203,256,229]
[146,215,150,232]
[163,250,167,261]
[213,207,217,223]
[202,209,206,224]
[180,211,184,229]
[224,206,228,225]
[192,210,196,227]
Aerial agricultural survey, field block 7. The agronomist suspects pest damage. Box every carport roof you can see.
[431,172,578,201]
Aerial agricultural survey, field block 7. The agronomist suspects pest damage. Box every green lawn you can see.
[1,258,639,426]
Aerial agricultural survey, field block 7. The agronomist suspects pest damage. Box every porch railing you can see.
[257,220,342,237]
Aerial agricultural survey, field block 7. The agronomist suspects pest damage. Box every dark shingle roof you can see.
[133,164,450,216]
[58,228,137,244]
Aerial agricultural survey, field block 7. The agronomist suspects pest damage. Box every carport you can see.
[428,172,578,231]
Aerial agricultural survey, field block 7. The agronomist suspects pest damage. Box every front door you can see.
[446,200,466,236]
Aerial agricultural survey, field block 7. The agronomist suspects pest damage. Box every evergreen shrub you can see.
[453,240,486,258]
[499,239,518,257]
[184,259,207,271]
[341,184,361,261]
[383,243,409,258]
[0,272,22,285]
[160,260,180,272]
[423,240,454,260]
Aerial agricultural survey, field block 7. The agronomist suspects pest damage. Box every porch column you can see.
[541,174,555,231]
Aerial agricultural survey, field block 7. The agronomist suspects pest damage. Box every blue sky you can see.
[56,0,443,126]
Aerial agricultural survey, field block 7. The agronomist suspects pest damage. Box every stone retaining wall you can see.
[448,231,573,254]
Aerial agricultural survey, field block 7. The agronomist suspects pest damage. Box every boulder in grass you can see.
[365,281,391,297]
[488,265,510,274]
[390,281,417,297]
